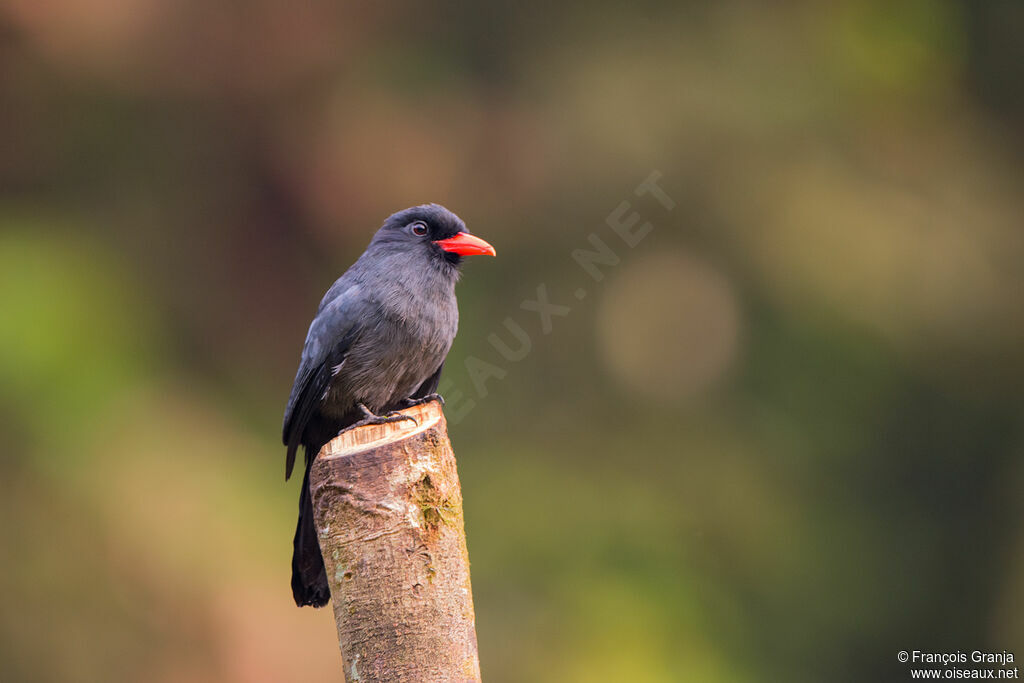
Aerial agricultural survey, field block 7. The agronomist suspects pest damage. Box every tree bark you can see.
[309,400,481,682]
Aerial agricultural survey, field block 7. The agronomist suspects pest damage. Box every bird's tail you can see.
[291,460,330,607]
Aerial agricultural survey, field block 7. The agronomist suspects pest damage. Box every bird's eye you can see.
[410,221,428,236]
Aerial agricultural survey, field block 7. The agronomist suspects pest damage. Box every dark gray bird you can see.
[282,204,495,607]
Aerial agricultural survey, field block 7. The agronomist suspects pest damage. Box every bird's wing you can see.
[282,283,369,479]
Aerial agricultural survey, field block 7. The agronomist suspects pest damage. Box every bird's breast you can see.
[320,293,458,416]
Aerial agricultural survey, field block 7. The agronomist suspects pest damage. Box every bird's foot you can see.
[399,393,445,408]
[338,403,419,435]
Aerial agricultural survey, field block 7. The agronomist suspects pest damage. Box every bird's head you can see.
[371,204,495,272]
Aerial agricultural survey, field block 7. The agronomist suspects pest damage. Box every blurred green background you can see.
[2,1,1023,681]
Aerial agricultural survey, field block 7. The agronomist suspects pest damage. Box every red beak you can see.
[434,232,497,257]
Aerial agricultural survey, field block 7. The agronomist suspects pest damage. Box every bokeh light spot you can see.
[597,251,741,402]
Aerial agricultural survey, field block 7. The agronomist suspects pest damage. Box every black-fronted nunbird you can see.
[282,204,495,607]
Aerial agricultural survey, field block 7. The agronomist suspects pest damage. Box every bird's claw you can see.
[338,403,419,435]
[400,393,445,408]
[382,410,419,427]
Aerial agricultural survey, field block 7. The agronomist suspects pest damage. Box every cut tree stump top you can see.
[320,400,443,458]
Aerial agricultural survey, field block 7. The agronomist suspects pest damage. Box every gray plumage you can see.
[282,204,473,607]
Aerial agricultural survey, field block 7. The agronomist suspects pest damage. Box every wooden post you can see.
[309,400,481,682]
